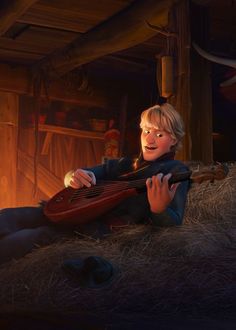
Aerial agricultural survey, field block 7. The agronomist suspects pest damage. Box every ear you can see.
[171,137,177,147]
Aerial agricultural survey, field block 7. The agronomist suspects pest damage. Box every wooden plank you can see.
[17,149,63,197]
[0,48,42,63]
[37,0,174,78]
[16,26,78,46]
[89,140,98,164]
[18,125,105,176]
[18,0,133,33]
[0,27,77,56]
[0,0,38,36]
[41,132,53,155]
[0,92,18,208]
[38,124,105,141]
[115,34,167,60]
[47,133,104,175]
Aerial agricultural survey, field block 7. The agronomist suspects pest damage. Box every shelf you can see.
[36,124,105,141]
[21,124,105,156]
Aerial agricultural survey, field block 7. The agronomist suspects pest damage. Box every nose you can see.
[146,131,156,144]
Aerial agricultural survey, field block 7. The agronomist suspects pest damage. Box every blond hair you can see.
[140,103,185,151]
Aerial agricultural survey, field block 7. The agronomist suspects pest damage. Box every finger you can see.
[76,170,96,185]
[165,173,172,180]
[170,182,180,193]
[87,171,96,185]
[74,169,93,182]
[152,173,163,188]
[156,173,164,181]
[146,177,152,189]
[162,173,172,187]
[69,179,83,189]
[72,174,91,188]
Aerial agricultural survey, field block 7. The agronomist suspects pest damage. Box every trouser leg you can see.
[0,225,62,265]
[0,206,49,237]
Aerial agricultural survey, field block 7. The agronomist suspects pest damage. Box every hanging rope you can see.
[32,73,41,197]
[171,0,192,160]
[32,68,50,197]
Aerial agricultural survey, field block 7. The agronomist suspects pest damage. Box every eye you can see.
[156,133,163,137]
[143,129,150,134]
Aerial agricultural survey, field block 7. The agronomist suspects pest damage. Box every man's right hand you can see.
[64,169,96,189]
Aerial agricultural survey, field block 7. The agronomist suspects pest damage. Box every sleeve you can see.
[150,167,190,227]
[85,163,107,180]
[64,157,133,186]
[85,157,133,180]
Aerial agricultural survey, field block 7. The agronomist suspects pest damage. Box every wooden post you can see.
[0,92,18,207]
[161,56,174,98]
[190,3,213,163]
[170,0,192,161]
[119,94,128,157]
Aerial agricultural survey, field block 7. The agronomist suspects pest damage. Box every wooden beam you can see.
[0,0,38,36]
[0,63,107,107]
[191,0,215,5]
[37,0,176,79]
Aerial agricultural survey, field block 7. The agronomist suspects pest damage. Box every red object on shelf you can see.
[104,128,120,158]
[28,113,47,124]
[39,114,47,124]
[55,111,66,126]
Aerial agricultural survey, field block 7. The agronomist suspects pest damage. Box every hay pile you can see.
[0,164,235,326]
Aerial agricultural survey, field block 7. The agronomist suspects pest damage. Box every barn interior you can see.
[0,2,235,329]
[0,0,235,207]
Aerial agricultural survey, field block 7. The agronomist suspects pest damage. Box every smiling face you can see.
[141,127,177,161]
[139,104,184,162]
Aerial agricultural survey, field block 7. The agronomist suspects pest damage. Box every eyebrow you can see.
[142,126,164,132]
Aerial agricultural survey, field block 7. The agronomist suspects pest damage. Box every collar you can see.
[135,151,175,170]
[119,152,175,180]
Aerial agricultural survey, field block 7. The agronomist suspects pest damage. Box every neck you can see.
[134,151,175,170]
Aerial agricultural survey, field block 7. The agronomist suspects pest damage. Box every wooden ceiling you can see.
[0,0,235,76]
[0,0,167,69]
[0,0,128,64]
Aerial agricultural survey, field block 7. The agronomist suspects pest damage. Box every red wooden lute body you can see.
[44,181,137,224]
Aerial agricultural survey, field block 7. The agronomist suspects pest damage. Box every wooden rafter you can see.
[0,63,107,107]
[191,0,215,5]
[0,0,38,36]
[36,0,177,79]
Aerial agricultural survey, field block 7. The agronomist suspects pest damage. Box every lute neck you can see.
[127,170,192,189]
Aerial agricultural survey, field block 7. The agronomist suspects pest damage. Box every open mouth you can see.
[145,146,157,151]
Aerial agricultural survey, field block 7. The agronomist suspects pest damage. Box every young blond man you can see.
[65,103,189,227]
[0,103,189,264]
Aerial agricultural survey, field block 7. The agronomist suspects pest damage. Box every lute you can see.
[43,163,228,225]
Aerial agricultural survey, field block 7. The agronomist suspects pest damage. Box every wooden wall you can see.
[16,129,105,206]
[1,45,204,208]
[0,91,18,208]
[16,96,106,206]
[0,63,153,208]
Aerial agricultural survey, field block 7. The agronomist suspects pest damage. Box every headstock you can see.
[191,163,229,184]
